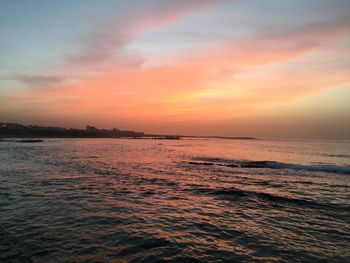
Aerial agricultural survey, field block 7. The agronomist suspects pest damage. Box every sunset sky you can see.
[1,0,349,138]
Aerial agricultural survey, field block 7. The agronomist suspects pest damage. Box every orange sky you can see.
[1,0,350,138]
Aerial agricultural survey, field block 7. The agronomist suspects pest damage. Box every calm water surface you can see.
[1,138,349,262]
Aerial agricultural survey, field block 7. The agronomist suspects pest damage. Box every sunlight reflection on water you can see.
[0,138,349,262]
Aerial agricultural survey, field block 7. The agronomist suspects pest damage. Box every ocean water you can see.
[0,138,349,262]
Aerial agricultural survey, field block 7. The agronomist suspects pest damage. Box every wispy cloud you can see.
[8,73,65,87]
[9,0,218,86]
[65,0,218,71]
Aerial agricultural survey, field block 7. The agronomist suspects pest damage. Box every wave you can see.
[189,157,350,175]
[192,186,350,212]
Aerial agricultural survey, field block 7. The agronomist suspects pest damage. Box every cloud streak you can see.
[8,0,218,86]
[8,73,65,87]
[66,0,218,71]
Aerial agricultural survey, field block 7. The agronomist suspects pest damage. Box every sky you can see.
[0,0,349,139]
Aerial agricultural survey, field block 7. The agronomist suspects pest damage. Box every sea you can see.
[0,138,349,262]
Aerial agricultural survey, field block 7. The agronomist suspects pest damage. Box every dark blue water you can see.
[1,138,349,262]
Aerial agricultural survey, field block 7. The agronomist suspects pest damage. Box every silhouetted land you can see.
[0,123,148,139]
[0,123,257,140]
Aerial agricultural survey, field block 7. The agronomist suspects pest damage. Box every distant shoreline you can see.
[183,136,257,140]
[0,122,257,141]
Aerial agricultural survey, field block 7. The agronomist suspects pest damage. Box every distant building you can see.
[86,125,98,132]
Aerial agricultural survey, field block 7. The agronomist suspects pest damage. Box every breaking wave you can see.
[189,157,350,175]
